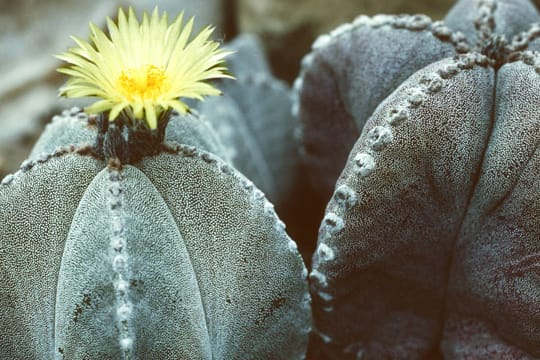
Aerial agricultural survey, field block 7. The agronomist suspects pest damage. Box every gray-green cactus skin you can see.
[197,34,300,209]
[294,0,540,199]
[302,0,540,358]
[0,36,311,358]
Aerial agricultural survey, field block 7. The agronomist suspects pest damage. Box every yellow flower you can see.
[57,7,233,129]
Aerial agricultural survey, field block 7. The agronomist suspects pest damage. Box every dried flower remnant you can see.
[57,7,233,129]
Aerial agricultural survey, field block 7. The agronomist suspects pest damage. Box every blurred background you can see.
[0,0,494,179]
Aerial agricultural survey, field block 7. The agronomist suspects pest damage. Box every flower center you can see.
[118,64,168,101]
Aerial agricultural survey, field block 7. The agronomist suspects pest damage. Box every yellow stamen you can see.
[117,64,169,101]
[57,7,234,129]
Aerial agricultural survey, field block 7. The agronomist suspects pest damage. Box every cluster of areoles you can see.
[516,50,540,74]
[0,107,94,188]
[291,12,476,165]
[0,145,84,187]
[508,23,540,53]
[308,54,495,347]
[473,0,527,67]
[106,168,135,357]
[475,0,497,45]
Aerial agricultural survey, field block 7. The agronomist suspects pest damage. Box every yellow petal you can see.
[56,7,233,129]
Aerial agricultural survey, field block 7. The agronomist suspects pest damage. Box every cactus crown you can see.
[56,7,234,163]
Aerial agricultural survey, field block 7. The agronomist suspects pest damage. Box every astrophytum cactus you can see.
[302,0,540,358]
[197,34,300,208]
[294,0,540,198]
[0,106,311,359]
[0,8,310,359]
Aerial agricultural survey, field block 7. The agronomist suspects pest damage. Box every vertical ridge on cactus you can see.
[0,9,310,359]
[305,0,540,358]
[0,142,311,358]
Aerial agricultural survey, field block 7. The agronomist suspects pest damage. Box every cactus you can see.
[198,34,301,208]
[294,0,540,198]
[0,106,311,359]
[303,0,540,358]
[0,8,310,359]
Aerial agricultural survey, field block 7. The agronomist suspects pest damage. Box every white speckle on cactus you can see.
[68,106,82,115]
[115,278,129,294]
[36,152,50,163]
[108,197,122,210]
[293,77,303,93]
[317,243,336,262]
[334,184,357,210]
[313,34,332,50]
[456,54,477,70]
[371,15,393,27]
[119,337,133,351]
[407,14,431,30]
[420,73,444,93]
[220,163,233,175]
[318,331,333,344]
[354,153,375,177]
[242,179,254,191]
[111,215,124,234]
[431,21,452,39]
[117,303,133,321]
[291,101,300,118]
[322,305,334,313]
[352,15,370,27]
[301,53,314,68]
[520,51,536,65]
[438,63,460,79]
[201,153,217,164]
[318,291,334,302]
[108,182,122,196]
[480,0,497,10]
[322,212,345,235]
[263,201,275,215]
[450,32,467,45]
[1,174,14,186]
[406,88,426,107]
[20,159,34,172]
[113,255,128,272]
[253,189,265,201]
[309,270,329,288]
[388,107,409,126]
[110,236,127,252]
[277,219,287,231]
[293,126,303,142]
[301,267,308,280]
[76,112,88,121]
[330,23,354,37]
[286,237,297,252]
[366,126,394,151]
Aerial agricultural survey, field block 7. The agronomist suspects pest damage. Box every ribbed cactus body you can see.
[0,35,310,359]
[199,34,300,207]
[302,0,540,358]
